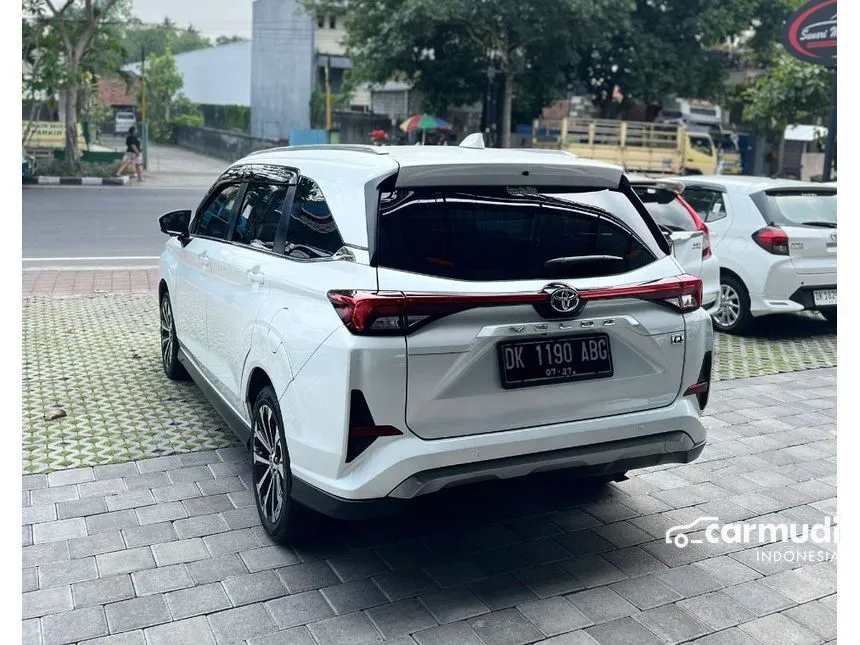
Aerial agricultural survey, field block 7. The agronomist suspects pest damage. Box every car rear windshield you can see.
[377,187,658,281]
[751,189,836,228]
[632,186,697,232]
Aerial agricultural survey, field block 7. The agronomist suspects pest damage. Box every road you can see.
[22,186,203,268]
[23,143,229,269]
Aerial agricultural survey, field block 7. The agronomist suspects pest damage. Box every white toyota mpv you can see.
[157,140,714,544]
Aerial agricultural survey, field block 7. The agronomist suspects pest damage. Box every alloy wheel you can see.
[714,283,741,329]
[160,296,174,368]
[252,404,286,525]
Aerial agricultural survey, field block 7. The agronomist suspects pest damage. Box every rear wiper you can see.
[544,255,623,267]
[801,221,837,228]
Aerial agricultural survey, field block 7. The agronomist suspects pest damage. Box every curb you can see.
[23,176,130,186]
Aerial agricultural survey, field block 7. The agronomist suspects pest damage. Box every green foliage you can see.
[309,77,356,129]
[215,35,247,46]
[743,50,831,132]
[306,0,798,132]
[37,158,122,177]
[121,17,212,62]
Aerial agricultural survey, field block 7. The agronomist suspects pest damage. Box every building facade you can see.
[250,0,371,141]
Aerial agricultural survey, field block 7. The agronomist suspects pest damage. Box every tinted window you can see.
[751,190,836,227]
[285,177,345,259]
[377,188,655,281]
[232,183,288,250]
[633,187,696,232]
[193,183,242,239]
[682,188,727,222]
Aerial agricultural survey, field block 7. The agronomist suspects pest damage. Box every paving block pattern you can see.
[22,295,836,474]
[21,369,836,645]
[23,296,237,474]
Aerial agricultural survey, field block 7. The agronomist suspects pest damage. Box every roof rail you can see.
[246,144,389,157]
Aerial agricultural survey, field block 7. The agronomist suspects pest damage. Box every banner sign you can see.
[23,121,85,149]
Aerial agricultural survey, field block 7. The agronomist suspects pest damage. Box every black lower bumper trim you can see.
[291,438,706,521]
[789,285,836,310]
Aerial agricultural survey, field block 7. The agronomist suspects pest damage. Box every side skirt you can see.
[178,348,252,447]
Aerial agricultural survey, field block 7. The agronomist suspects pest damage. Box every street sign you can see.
[782,0,836,67]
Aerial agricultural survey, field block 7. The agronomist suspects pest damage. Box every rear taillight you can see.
[752,227,789,255]
[677,196,712,259]
[328,276,703,336]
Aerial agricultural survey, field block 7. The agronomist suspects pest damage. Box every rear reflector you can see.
[328,276,703,335]
[752,227,789,255]
[346,390,403,463]
[683,382,709,395]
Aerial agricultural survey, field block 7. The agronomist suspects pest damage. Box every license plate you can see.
[813,289,837,307]
[498,334,613,389]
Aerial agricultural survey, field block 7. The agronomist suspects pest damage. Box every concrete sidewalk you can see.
[99,138,229,189]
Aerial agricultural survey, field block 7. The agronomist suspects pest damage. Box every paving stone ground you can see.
[22,367,837,645]
[22,292,836,474]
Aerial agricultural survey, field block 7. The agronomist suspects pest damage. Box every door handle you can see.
[248,267,264,286]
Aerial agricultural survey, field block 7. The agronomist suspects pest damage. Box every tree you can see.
[121,17,211,63]
[577,0,797,117]
[34,0,126,164]
[215,35,247,46]
[310,0,628,147]
[144,49,183,140]
[743,50,830,133]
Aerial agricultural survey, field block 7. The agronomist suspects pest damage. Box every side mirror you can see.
[159,210,191,239]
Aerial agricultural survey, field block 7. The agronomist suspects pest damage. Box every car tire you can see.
[821,308,836,326]
[712,274,753,334]
[250,385,310,545]
[159,291,190,381]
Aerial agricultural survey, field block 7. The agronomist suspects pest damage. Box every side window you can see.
[683,188,727,223]
[285,177,345,259]
[231,182,289,251]
[193,183,242,240]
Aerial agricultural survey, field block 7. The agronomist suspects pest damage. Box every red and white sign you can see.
[782,0,836,66]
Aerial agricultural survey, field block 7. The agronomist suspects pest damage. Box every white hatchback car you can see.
[673,176,836,333]
[158,142,713,543]
[626,176,720,316]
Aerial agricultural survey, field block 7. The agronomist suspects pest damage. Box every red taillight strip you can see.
[329,276,702,334]
[578,276,702,309]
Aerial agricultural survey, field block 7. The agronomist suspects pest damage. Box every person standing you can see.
[116,126,143,181]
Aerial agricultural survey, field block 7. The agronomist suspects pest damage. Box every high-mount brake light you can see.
[327,277,703,336]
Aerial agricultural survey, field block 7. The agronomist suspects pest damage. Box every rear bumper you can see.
[292,431,706,520]
[789,285,837,311]
[749,264,837,317]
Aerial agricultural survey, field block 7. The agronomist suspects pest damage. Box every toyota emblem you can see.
[544,283,581,314]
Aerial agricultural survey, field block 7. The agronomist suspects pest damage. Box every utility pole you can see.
[822,67,836,181]
[140,45,148,170]
[324,56,333,143]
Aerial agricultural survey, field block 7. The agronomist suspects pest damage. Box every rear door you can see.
[751,188,837,275]
[375,186,693,440]
[633,184,703,278]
